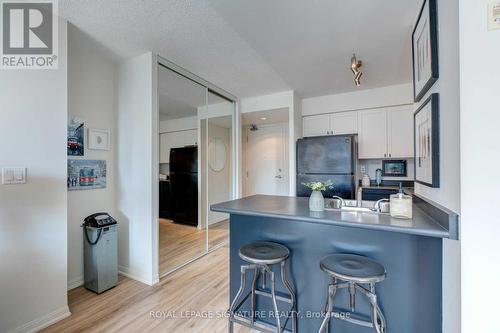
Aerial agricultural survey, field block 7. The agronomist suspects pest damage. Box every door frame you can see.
[243,123,289,196]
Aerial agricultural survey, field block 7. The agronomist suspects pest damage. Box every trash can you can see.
[82,214,118,294]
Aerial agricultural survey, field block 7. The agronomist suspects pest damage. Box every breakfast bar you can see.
[212,194,458,333]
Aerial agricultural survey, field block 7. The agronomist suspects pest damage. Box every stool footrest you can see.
[230,314,293,333]
[255,288,293,304]
[329,309,376,328]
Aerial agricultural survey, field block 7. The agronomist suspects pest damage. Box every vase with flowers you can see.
[302,180,334,212]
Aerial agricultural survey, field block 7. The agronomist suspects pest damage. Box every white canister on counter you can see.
[362,174,371,187]
[390,185,412,219]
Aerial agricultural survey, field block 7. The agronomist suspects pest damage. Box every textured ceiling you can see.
[60,0,418,99]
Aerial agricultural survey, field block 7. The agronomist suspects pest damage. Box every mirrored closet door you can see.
[158,64,207,275]
[200,91,234,251]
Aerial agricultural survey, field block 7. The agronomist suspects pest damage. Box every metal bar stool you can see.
[229,241,297,333]
[318,254,386,333]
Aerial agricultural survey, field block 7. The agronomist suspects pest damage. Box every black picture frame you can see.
[382,160,407,177]
[414,93,440,188]
[412,0,439,102]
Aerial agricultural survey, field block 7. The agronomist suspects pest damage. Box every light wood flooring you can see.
[159,218,229,274]
[42,246,256,333]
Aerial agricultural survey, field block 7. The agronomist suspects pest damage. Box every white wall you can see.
[459,1,500,332]
[159,116,197,133]
[116,52,158,285]
[0,20,70,333]
[412,1,461,333]
[302,83,412,116]
[67,25,117,290]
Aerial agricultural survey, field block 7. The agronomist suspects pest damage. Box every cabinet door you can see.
[302,114,330,137]
[387,105,414,158]
[330,111,358,135]
[358,109,388,159]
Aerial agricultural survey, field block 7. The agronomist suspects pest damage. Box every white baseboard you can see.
[118,265,156,286]
[7,306,71,333]
[67,276,84,290]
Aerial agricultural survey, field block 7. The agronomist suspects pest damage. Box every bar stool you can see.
[318,254,386,333]
[229,241,297,333]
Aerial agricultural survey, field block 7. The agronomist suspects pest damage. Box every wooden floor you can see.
[43,246,256,333]
[159,218,229,274]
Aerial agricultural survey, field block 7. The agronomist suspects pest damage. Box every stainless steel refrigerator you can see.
[296,135,357,199]
[169,146,198,226]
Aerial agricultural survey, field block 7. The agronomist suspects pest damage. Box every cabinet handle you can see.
[384,153,387,157]
[389,153,391,157]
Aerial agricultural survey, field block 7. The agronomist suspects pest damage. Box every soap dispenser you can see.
[390,183,413,219]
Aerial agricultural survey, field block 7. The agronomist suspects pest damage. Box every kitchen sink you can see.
[324,198,390,214]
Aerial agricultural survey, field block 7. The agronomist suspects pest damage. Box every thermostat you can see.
[488,2,500,31]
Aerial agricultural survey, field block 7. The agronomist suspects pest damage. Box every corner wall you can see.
[0,20,70,333]
[459,0,500,332]
[412,1,461,333]
[115,52,157,285]
[67,25,117,290]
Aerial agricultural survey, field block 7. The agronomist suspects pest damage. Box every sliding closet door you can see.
[158,64,207,275]
[202,91,234,250]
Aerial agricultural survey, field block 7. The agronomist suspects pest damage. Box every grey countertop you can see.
[211,195,452,239]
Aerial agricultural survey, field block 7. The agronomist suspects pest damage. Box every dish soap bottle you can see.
[390,183,412,219]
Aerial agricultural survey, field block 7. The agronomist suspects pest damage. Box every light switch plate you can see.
[488,2,500,31]
[2,167,26,184]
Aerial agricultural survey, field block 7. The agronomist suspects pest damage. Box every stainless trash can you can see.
[83,213,118,294]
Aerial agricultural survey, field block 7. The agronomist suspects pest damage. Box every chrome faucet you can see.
[373,198,390,212]
[357,187,363,207]
[331,196,345,207]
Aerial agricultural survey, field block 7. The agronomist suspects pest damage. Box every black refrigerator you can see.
[169,146,198,226]
[296,135,357,199]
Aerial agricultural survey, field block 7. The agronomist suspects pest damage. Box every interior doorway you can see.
[242,108,290,196]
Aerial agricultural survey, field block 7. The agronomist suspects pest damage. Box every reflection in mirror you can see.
[203,91,233,250]
[209,138,227,172]
[158,64,207,275]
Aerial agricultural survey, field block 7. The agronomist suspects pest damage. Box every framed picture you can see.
[67,159,107,191]
[414,93,439,188]
[412,0,439,102]
[67,116,84,156]
[88,128,111,151]
[382,160,407,177]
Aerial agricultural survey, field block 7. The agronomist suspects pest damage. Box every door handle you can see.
[275,175,283,179]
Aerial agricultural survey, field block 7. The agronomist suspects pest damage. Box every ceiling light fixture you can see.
[260,117,267,121]
[351,54,363,87]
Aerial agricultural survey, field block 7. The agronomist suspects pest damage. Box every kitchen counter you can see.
[212,194,458,332]
[212,194,455,239]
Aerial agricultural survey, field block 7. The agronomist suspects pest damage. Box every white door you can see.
[358,108,388,159]
[330,111,358,135]
[245,124,288,196]
[387,105,414,158]
[303,114,330,137]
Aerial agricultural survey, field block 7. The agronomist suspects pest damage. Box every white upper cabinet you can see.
[303,104,413,159]
[330,111,358,135]
[303,111,358,137]
[159,129,198,163]
[387,105,414,158]
[302,114,330,137]
[358,108,388,159]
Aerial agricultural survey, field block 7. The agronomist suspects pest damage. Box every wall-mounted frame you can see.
[382,160,407,177]
[414,93,440,188]
[88,128,111,151]
[412,0,439,102]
